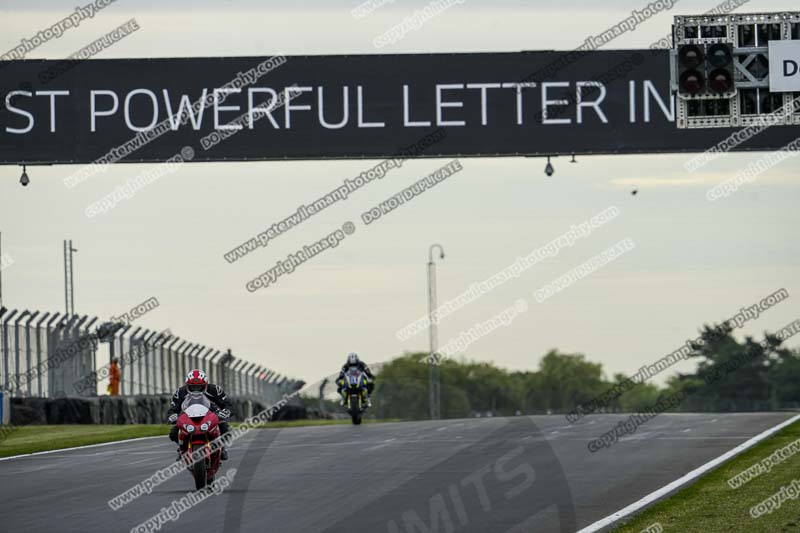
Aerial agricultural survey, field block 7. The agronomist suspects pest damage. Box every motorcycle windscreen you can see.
[184,404,209,418]
[181,392,211,412]
[347,371,362,387]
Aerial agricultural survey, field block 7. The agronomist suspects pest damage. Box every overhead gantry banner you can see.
[0,50,797,164]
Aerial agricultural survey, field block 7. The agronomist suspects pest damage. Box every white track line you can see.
[0,436,163,462]
[577,413,800,533]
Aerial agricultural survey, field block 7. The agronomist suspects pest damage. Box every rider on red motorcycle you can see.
[336,353,375,407]
[168,369,231,460]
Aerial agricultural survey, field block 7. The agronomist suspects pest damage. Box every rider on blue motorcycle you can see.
[336,352,375,407]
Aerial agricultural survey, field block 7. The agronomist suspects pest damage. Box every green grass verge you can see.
[613,419,800,533]
[0,419,401,458]
[0,425,166,458]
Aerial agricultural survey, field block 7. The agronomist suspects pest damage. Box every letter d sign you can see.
[769,41,800,92]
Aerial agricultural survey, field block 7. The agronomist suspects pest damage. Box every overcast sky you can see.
[0,0,798,386]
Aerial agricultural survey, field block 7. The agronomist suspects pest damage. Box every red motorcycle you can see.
[176,392,223,490]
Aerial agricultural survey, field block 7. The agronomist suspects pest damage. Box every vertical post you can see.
[63,241,68,317]
[223,349,234,392]
[165,337,181,393]
[117,325,132,396]
[34,313,49,397]
[115,329,122,396]
[199,347,212,380]
[43,313,59,396]
[193,345,206,374]
[181,343,195,383]
[235,361,245,396]
[206,351,217,386]
[204,349,215,382]
[23,312,39,396]
[13,310,30,397]
[228,360,237,395]
[243,363,252,396]
[319,377,328,414]
[257,367,264,398]
[175,341,188,384]
[427,244,445,420]
[142,331,156,394]
[251,364,259,396]
[0,231,3,310]
[144,331,156,394]
[158,335,167,394]
[1,310,17,395]
[128,327,142,395]
[63,240,77,317]
[78,316,96,397]
[69,241,76,316]
[0,308,7,392]
[210,351,221,387]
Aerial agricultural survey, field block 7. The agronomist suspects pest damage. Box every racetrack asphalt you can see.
[0,412,793,533]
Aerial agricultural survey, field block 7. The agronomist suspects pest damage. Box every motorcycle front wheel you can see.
[349,394,362,425]
[193,458,207,490]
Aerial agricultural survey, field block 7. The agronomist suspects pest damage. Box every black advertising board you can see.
[0,50,797,164]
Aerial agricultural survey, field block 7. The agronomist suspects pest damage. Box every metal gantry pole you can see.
[427,244,445,420]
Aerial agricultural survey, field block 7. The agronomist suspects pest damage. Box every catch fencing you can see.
[0,307,297,404]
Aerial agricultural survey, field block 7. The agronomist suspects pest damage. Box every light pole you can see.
[63,240,77,317]
[428,244,445,420]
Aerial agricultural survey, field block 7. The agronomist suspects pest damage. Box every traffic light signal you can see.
[678,45,704,95]
[706,43,734,94]
[673,12,800,129]
[676,43,734,97]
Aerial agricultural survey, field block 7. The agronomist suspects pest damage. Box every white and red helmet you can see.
[185,369,208,393]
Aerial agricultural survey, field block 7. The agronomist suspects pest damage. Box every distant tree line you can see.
[368,321,800,420]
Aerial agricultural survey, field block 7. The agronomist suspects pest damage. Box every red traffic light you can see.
[680,70,705,95]
[709,69,733,93]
